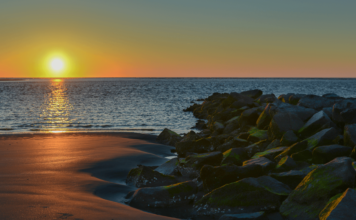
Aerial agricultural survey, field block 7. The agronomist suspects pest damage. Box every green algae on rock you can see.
[279,157,356,220]
[157,128,182,146]
[194,176,290,216]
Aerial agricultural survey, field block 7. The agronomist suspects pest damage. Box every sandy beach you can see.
[0,132,177,220]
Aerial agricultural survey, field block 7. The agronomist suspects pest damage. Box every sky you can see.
[0,0,355,78]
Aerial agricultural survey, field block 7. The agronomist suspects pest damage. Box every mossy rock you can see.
[178,152,223,178]
[238,107,260,128]
[223,116,240,134]
[251,147,287,161]
[240,89,263,99]
[280,130,299,146]
[129,181,198,209]
[298,110,336,138]
[175,138,213,156]
[221,148,248,166]
[274,141,308,162]
[155,158,179,175]
[217,137,249,152]
[181,131,198,142]
[247,129,268,143]
[267,112,304,141]
[273,156,297,173]
[157,128,182,146]
[312,145,352,164]
[280,157,356,220]
[319,188,356,220]
[265,139,281,151]
[344,124,356,147]
[305,127,339,151]
[290,149,312,163]
[200,163,264,192]
[257,94,277,104]
[194,176,291,216]
[243,157,276,173]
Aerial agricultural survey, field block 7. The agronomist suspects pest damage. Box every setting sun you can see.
[50,58,65,73]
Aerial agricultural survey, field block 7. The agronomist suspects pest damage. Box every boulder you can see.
[274,141,308,162]
[270,170,306,190]
[178,152,223,178]
[243,157,275,173]
[312,145,353,164]
[305,127,340,151]
[344,124,356,147]
[191,119,207,130]
[175,138,213,156]
[251,147,288,161]
[223,116,240,134]
[270,164,321,189]
[273,156,297,173]
[256,104,275,130]
[332,99,356,124]
[322,93,340,98]
[213,122,225,134]
[257,94,276,104]
[219,212,266,220]
[239,107,260,128]
[195,176,291,216]
[270,101,316,121]
[297,95,342,111]
[155,158,179,175]
[288,94,306,105]
[280,157,356,220]
[322,107,333,119]
[265,139,281,151]
[278,93,295,103]
[238,132,250,140]
[319,188,356,220]
[280,130,299,146]
[129,181,198,209]
[350,146,356,160]
[230,93,256,108]
[221,148,248,166]
[126,166,178,188]
[291,149,312,162]
[240,89,263,99]
[181,131,198,142]
[206,134,230,149]
[200,164,264,192]
[245,143,266,158]
[247,129,268,143]
[157,128,182,146]
[298,110,336,138]
[225,116,240,125]
[268,112,304,140]
[217,137,250,152]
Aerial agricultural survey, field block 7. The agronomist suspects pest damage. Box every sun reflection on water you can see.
[38,79,74,132]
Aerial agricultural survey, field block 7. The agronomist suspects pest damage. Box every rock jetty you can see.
[125,90,356,220]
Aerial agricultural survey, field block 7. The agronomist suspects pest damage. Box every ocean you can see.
[1,78,356,135]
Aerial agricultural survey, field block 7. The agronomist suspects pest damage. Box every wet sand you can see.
[0,132,177,220]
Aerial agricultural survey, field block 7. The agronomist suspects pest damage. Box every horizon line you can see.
[1,77,356,79]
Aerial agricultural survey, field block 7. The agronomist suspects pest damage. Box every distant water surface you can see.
[0,78,355,135]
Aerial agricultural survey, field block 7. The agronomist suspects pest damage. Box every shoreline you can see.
[0,132,177,220]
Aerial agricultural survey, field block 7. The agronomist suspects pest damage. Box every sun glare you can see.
[50,58,65,73]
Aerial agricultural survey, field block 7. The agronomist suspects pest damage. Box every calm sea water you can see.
[1,78,356,135]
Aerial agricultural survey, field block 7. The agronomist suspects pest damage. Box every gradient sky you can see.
[0,0,355,78]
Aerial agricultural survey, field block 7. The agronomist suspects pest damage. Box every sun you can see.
[49,58,65,73]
